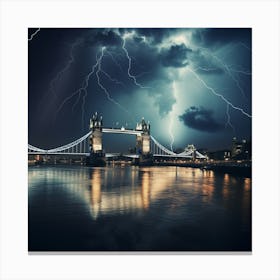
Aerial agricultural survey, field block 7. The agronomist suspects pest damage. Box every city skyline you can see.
[28,28,252,153]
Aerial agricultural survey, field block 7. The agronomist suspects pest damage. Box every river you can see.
[28,165,251,251]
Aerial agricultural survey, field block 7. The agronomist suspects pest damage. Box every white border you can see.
[0,0,279,279]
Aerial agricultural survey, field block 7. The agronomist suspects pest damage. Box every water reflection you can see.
[28,166,252,251]
[244,178,251,191]
[241,177,251,225]
[140,171,150,209]
[28,166,252,221]
[200,171,215,202]
[89,169,102,219]
[223,173,230,200]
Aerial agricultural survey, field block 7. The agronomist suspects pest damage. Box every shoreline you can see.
[29,160,251,178]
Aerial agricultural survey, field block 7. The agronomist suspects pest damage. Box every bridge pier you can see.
[87,112,106,166]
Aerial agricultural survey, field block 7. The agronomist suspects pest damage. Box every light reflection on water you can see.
[29,167,219,218]
[28,165,251,251]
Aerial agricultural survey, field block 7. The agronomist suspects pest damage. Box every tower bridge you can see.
[28,112,207,165]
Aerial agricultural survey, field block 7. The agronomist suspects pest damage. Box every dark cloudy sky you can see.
[28,28,251,153]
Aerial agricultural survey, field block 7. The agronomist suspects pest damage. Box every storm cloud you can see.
[28,28,251,151]
[84,29,122,47]
[133,28,173,44]
[192,28,251,48]
[179,106,223,133]
[160,44,191,68]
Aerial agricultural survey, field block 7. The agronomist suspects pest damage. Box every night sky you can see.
[28,28,251,153]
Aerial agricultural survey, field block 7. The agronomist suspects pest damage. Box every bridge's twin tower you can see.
[135,117,151,155]
[89,112,103,154]
[88,112,152,165]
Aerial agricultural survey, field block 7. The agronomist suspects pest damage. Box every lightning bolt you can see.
[168,116,175,152]
[192,66,238,131]
[56,50,101,124]
[71,90,82,112]
[49,39,82,99]
[28,28,40,41]
[228,66,251,75]
[56,46,132,129]
[100,69,126,88]
[199,48,250,99]
[225,103,236,134]
[194,66,221,73]
[239,42,251,52]
[95,47,130,114]
[187,68,251,118]
[167,81,178,152]
[228,42,251,53]
[217,41,251,60]
[105,50,125,73]
[215,55,248,100]
[48,31,151,129]
[122,33,150,89]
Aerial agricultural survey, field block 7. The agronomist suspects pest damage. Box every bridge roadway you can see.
[28,152,204,159]
[28,152,140,158]
[103,128,142,136]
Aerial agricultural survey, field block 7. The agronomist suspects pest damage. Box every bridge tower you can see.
[135,118,153,165]
[185,144,197,161]
[87,112,105,166]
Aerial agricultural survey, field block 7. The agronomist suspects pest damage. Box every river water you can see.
[28,165,251,251]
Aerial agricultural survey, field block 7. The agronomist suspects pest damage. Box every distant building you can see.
[224,151,231,160]
[231,137,251,160]
[208,149,231,161]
